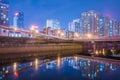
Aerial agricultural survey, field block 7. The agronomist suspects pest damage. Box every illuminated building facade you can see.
[99,16,120,36]
[13,12,24,29]
[68,19,80,32]
[46,19,60,30]
[0,1,9,26]
[81,10,99,37]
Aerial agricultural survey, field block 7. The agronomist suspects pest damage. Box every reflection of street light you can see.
[13,62,17,72]
[35,58,38,70]
[57,56,61,68]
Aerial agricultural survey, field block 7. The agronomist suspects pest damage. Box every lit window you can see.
[88,13,90,16]
[100,19,103,21]
[3,21,6,23]
[95,14,97,18]
[1,6,3,8]
[6,18,8,20]
[1,13,3,15]
[3,15,6,18]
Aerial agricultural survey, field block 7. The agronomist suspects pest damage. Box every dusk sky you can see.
[8,0,120,30]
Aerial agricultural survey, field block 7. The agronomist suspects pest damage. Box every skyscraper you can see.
[46,19,60,30]
[0,0,9,26]
[13,12,24,29]
[99,16,110,36]
[68,19,80,32]
[81,10,99,37]
[99,16,120,36]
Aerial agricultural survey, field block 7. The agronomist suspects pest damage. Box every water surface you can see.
[0,56,120,80]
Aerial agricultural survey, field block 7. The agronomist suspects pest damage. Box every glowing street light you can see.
[35,30,39,34]
[30,27,34,31]
[57,30,61,34]
[86,33,92,38]
[14,27,18,31]
[60,32,64,38]
[74,32,79,38]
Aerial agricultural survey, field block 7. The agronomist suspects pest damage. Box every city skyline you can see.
[8,0,120,30]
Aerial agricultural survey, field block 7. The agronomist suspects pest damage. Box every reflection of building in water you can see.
[67,58,119,80]
[46,61,57,69]
[0,67,7,80]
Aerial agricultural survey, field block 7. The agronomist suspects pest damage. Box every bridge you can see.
[0,25,120,42]
[0,25,120,64]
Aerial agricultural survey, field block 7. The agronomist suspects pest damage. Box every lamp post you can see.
[60,32,64,38]
[74,32,79,39]
[57,30,61,37]
[13,27,18,37]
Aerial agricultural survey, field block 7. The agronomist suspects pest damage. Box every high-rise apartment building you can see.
[99,16,110,36]
[13,12,24,29]
[0,0,9,26]
[81,10,99,37]
[119,22,120,35]
[46,19,60,30]
[68,19,81,32]
[68,10,120,37]
[99,16,120,36]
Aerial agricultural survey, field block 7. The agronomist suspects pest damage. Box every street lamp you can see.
[14,27,18,31]
[86,33,92,39]
[74,32,79,38]
[60,32,64,38]
[57,30,61,37]
[35,30,39,34]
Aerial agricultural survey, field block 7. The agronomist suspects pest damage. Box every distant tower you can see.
[0,0,9,26]
[13,12,24,29]
[68,19,80,32]
[46,19,60,30]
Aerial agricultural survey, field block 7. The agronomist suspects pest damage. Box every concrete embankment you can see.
[0,43,83,63]
[0,43,82,54]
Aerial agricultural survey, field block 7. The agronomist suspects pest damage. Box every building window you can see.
[3,30,6,33]
[1,6,3,9]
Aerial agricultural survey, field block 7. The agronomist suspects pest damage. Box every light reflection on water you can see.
[0,56,120,80]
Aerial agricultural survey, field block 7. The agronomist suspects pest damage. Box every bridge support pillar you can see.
[91,40,96,55]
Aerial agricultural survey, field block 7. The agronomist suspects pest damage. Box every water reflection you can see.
[35,58,38,70]
[57,56,61,68]
[0,56,120,80]
[13,62,17,72]
[67,57,119,79]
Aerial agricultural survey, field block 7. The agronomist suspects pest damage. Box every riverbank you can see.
[77,54,120,64]
[0,49,81,66]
